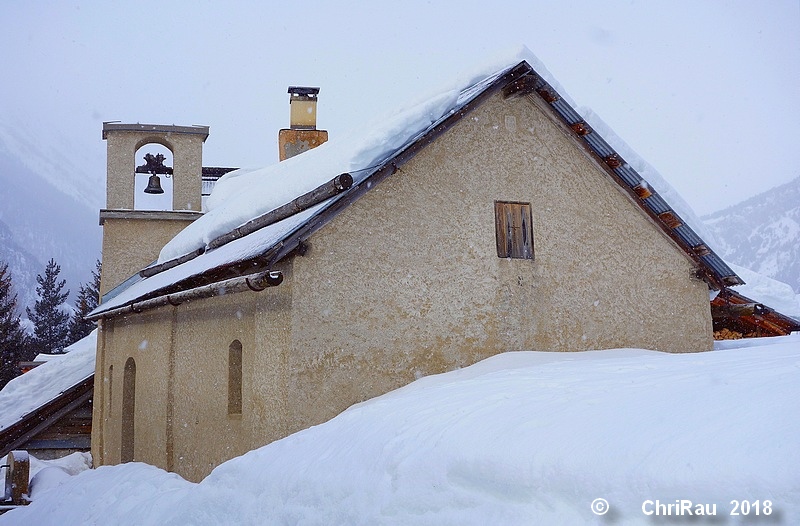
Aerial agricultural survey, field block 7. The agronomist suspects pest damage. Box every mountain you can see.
[0,218,42,313]
[702,176,800,294]
[0,121,102,317]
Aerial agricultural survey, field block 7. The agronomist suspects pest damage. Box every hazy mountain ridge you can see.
[0,117,104,211]
[0,218,42,314]
[0,128,102,314]
[702,176,800,294]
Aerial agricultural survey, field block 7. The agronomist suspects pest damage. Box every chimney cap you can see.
[288,86,320,96]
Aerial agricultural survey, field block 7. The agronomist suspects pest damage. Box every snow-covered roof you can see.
[0,331,96,431]
[90,46,742,319]
[31,354,66,363]
[726,263,800,319]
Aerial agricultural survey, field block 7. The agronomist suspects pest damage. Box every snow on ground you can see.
[26,452,93,497]
[3,334,798,525]
[0,330,96,431]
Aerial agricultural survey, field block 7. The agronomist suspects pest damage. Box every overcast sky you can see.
[1,0,798,215]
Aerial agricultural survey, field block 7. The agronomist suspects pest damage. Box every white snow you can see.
[0,331,96,431]
[27,452,93,498]
[31,353,67,363]
[94,203,326,313]
[3,335,798,525]
[728,262,800,318]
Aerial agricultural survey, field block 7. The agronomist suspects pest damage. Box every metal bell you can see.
[144,174,164,194]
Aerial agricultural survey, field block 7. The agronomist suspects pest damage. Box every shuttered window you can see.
[495,201,534,259]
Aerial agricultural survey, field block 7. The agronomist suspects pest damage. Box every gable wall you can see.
[284,90,712,430]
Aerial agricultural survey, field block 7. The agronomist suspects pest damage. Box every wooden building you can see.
[0,333,96,461]
[0,377,93,461]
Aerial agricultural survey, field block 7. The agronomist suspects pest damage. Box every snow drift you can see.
[3,335,798,525]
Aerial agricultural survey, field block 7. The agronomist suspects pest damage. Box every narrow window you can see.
[108,365,113,417]
[495,201,534,259]
[121,358,136,463]
[228,340,243,415]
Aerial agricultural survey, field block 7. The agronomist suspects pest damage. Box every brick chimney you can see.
[278,86,329,161]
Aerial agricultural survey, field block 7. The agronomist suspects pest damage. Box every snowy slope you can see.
[4,335,798,525]
[703,176,800,294]
[0,218,42,313]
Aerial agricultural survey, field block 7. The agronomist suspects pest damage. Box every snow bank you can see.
[0,330,96,431]
[26,452,93,499]
[4,336,798,525]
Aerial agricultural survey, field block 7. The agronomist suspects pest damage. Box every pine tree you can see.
[0,262,28,389]
[68,259,101,344]
[27,258,70,354]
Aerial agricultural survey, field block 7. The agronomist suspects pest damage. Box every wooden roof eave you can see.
[711,289,800,336]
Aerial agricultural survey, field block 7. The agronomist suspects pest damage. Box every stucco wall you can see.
[283,91,712,430]
[99,217,198,295]
[170,293,259,481]
[93,311,172,468]
[94,287,296,482]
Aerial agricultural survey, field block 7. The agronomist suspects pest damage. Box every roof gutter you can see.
[87,270,283,321]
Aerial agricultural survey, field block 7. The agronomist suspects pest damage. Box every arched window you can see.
[228,340,243,415]
[121,357,136,462]
[108,365,113,417]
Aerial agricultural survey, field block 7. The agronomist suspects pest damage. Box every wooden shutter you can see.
[495,201,534,259]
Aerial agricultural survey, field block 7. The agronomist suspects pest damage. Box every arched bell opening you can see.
[133,143,174,211]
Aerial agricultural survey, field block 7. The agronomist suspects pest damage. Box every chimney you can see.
[278,86,329,161]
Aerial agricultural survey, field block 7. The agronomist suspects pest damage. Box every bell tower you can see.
[99,123,209,296]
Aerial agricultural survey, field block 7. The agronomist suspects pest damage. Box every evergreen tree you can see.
[27,258,70,354]
[68,259,101,344]
[0,262,28,389]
